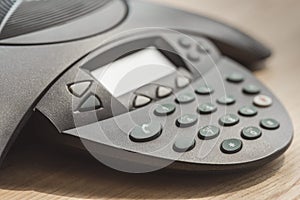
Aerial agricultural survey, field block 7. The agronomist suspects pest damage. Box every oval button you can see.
[176,114,198,128]
[173,137,196,153]
[154,104,176,116]
[221,139,243,154]
[129,121,162,143]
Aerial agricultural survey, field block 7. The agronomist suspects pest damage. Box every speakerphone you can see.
[0,0,293,173]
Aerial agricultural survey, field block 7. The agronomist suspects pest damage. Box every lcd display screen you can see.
[91,47,176,97]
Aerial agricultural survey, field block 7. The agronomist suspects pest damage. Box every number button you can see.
[176,114,198,128]
[178,38,192,49]
[243,85,261,95]
[154,104,176,116]
[173,137,196,153]
[241,126,262,140]
[195,85,214,95]
[238,105,258,117]
[217,95,236,105]
[221,139,243,154]
[227,73,245,83]
[198,125,220,140]
[187,52,200,62]
[176,93,195,104]
[260,118,280,130]
[219,114,240,126]
[129,121,162,142]
[197,103,217,114]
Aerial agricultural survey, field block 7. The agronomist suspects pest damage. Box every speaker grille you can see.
[0,0,17,23]
[0,0,110,40]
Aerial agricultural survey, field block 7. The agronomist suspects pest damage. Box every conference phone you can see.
[0,0,293,173]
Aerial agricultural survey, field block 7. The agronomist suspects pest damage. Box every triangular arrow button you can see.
[78,94,102,112]
[68,81,92,97]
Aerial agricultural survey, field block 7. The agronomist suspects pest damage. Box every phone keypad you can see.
[62,35,291,171]
[126,70,282,157]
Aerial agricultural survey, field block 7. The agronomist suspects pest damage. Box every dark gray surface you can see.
[63,58,293,171]
[0,0,285,171]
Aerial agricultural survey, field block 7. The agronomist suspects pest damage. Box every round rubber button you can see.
[219,114,240,126]
[195,85,214,95]
[238,105,258,117]
[217,95,236,105]
[243,85,261,95]
[221,139,243,154]
[187,52,200,62]
[196,43,210,54]
[178,38,192,49]
[241,126,262,140]
[176,114,198,128]
[154,104,176,116]
[197,103,217,114]
[173,137,196,153]
[227,73,245,83]
[176,93,196,104]
[129,121,162,143]
[260,118,280,130]
[198,125,220,140]
[254,95,273,107]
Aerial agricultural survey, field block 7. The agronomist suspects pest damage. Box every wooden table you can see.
[1,0,300,199]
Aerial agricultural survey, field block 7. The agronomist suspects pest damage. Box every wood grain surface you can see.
[0,0,300,199]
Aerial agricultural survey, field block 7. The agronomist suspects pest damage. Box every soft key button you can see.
[156,86,172,98]
[133,95,151,108]
[68,81,92,97]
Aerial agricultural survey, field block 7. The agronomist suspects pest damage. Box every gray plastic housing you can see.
[0,0,284,172]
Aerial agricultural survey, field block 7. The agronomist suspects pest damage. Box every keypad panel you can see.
[64,35,292,171]
[125,65,280,157]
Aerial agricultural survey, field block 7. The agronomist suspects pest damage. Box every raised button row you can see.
[133,77,191,109]
[178,38,210,54]
[155,103,259,122]
[153,102,280,130]
[157,101,263,122]
[129,118,279,155]
[177,87,272,109]
[226,72,263,95]
[177,37,212,64]
[133,86,173,108]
